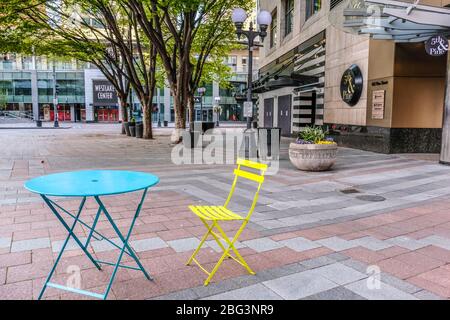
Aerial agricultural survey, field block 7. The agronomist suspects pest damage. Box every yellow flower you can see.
[316,140,336,145]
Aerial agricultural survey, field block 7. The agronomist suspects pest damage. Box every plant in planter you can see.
[128,117,136,137]
[289,126,338,171]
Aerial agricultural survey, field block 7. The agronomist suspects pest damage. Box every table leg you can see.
[41,195,102,271]
[38,196,93,300]
[94,189,152,299]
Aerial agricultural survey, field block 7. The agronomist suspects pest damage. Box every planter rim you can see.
[289,142,337,150]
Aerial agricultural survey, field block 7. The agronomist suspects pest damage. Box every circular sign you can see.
[425,35,449,56]
[340,64,363,106]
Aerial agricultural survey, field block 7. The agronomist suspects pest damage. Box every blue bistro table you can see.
[24,170,159,300]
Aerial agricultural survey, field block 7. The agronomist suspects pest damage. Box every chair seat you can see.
[189,205,244,221]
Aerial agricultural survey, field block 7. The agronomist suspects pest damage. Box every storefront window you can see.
[270,9,277,48]
[284,0,294,36]
[306,0,322,20]
[13,80,32,96]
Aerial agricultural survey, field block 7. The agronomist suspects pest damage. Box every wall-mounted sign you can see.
[340,64,363,106]
[243,101,253,118]
[194,96,202,104]
[93,80,117,106]
[371,90,385,120]
[425,35,449,56]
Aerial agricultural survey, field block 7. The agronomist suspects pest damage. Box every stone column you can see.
[440,50,450,164]
[164,86,171,122]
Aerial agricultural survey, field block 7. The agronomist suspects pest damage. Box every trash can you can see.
[257,127,281,158]
[252,121,258,129]
[36,120,42,128]
[135,122,143,138]
[163,120,168,127]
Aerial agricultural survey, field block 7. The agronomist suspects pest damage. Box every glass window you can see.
[270,9,277,48]
[38,79,53,96]
[284,0,294,36]
[13,80,32,96]
[306,0,322,20]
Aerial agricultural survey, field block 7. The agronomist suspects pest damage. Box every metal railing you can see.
[0,110,34,120]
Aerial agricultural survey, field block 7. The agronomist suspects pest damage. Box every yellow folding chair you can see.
[186,158,268,285]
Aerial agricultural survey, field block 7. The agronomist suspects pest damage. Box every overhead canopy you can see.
[329,0,450,42]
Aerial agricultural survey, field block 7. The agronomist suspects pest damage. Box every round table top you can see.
[24,170,159,197]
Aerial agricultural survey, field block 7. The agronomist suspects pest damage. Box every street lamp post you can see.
[232,8,271,157]
[197,87,206,121]
[52,62,59,128]
[214,96,221,127]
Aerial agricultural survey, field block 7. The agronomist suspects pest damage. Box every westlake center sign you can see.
[93,80,118,106]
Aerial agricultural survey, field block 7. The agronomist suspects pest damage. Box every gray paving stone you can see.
[192,279,242,298]
[345,279,418,300]
[413,290,445,300]
[167,237,201,253]
[309,262,367,285]
[153,288,199,300]
[418,235,450,250]
[380,272,422,294]
[10,237,50,252]
[302,286,366,300]
[385,236,428,250]
[0,237,11,249]
[300,256,336,269]
[351,236,393,251]
[263,270,339,300]
[91,237,122,253]
[242,237,283,252]
[326,252,349,262]
[130,237,168,252]
[316,236,358,251]
[203,283,282,300]
[341,258,370,274]
[52,237,87,252]
[205,239,245,252]
[280,236,321,252]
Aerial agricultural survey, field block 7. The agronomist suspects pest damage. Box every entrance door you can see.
[264,98,274,127]
[278,95,291,136]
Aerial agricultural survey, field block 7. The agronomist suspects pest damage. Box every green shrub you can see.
[298,125,326,143]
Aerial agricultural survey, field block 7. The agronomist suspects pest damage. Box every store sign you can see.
[340,64,363,106]
[425,35,449,57]
[243,101,253,118]
[371,90,385,120]
[93,80,117,106]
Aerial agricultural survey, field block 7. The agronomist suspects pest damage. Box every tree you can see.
[125,0,252,142]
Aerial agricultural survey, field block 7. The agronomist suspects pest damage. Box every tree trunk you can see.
[119,96,128,134]
[170,87,186,143]
[142,102,153,139]
[187,93,194,128]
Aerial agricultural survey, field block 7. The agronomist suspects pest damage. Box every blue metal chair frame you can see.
[38,188,151,300]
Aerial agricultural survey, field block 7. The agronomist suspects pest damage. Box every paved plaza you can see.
[1,124,450,300]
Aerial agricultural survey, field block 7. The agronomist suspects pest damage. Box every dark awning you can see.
[252,74,318,93]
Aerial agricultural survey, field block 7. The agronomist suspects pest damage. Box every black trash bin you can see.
[257,127,281,158]
[163,120,168,127]
[135,122,143,138]
[36,120,42,128]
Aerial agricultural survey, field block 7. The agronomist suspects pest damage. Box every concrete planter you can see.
[289,143,338,171]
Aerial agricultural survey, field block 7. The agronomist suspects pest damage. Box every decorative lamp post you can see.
[197,87,206,121]
[232,8,271,157]
[214,96,221,127]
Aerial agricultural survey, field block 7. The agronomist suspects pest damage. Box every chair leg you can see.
[186,219,214,266]
[215,222,255,275]
[204,221,254,286]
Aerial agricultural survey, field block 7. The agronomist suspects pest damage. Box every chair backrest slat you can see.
[237,158,268,171]
[234,169,264,183]
[224,158,267,221]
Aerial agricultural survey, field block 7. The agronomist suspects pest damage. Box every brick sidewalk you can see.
[1,124,450,300]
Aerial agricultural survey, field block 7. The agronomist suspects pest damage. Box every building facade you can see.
[256,0,449,153]
[0,47,258,124]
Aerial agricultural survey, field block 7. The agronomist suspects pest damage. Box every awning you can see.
[252,74,318,93]
[329,0,450,42]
